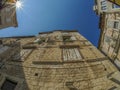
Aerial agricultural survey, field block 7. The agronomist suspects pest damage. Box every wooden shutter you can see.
[63,48,82,61]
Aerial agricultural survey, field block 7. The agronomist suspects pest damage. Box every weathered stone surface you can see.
[0,30,120,90]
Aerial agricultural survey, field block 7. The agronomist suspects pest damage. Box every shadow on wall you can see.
[0,40,29,90]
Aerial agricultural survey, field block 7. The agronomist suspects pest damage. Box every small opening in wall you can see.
[66,82,77,90]
[1,79,17,90]
[104,68,107,71]
[34,73,38,76]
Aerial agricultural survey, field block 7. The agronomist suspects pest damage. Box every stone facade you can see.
[99,12,120,68]
[93,0,120,69]
[0,30,120,90]
[93,0,120,15]
[0,0,18,29]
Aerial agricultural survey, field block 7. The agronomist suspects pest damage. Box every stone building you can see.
[0,30,120,90]
[93,0,120,15]
[93,0,120,69]
[99,12,120,69]
[0,0,18,29]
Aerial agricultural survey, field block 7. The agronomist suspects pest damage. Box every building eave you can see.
[0,35,35,39]
[39,30,78,34]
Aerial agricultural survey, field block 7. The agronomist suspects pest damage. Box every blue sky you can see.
[0,0,100,47]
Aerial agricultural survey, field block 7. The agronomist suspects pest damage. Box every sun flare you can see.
[16,1,23,9]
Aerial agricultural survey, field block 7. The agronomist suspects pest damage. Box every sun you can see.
[16,1,23,9]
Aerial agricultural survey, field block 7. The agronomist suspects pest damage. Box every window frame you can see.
[0,74,24,90]
[61,46,83,62]
[113,21,119,29]
[101,0,106,5]
[107,20,120,30]
[101,0,107,10]
[112,4,120,9]
[1,79,17,90]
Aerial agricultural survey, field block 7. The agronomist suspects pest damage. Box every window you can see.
[63,36,72,42]
[107,20,120,29]
[101,1,106,5]
[63,47,82,61]
[101,6,107,10]
[113,21,119,29]
[112,4,120,8]
[101,1,107,10]
[1,79,17,90]
[63,36,76,42]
